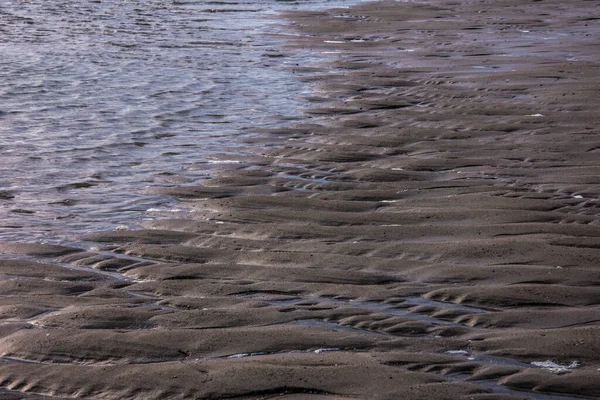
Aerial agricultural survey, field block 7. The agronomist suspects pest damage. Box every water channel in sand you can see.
[0,0,365,245]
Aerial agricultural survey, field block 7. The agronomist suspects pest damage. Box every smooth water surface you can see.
[0,0,362,244]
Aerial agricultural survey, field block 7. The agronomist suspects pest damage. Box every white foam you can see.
[531,360,579,374]
[146,208,187,213]
[227,353,249,359]
[314,348,341,354]
[445,350,469,355]
[207,160,242,164]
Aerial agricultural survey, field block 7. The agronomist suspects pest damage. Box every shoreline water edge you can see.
[1,0,599,399]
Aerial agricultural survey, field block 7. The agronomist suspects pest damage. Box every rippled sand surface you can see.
[1,0,599,399]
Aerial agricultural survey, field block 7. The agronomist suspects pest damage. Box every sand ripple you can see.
[1,0,599,398]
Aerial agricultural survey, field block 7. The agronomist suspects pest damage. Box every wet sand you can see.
[1,0,599,398]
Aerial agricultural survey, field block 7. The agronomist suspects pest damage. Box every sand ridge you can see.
[1,0,599,398]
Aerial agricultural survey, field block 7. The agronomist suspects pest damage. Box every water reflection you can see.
[0,0,362,244]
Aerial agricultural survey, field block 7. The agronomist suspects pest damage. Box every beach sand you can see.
[1,0,599,398]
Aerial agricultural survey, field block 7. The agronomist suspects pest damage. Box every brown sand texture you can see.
[1,0,599,399]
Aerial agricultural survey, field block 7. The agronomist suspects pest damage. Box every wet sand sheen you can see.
[1,0,600,399]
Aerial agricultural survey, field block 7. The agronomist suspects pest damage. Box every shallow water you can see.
[0,0,362,244]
